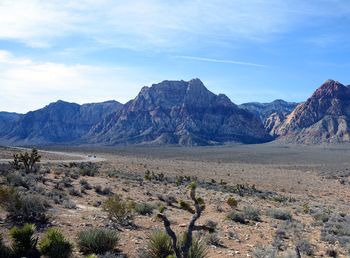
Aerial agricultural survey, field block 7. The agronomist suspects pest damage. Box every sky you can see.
[1,0,350,113]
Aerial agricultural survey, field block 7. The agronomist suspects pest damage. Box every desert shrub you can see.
[94,185,112,195]
[321,214,350,247]
[206,233,221,247]
[70,170,80,180]
[103,195,134,225]
[62,199,77,209]
[80,179,92,190]
[10,223,40,258]
[134,202,155,216]
[60,178,73,188]
[227,197,238,208]
[243,206,261,222]
[157,194,177,206]
[39,228,73,258]
[267,209,292,221]
[188,238,207,258]
[77,228,119,254]
[252,245,276,258]
[6,172,29,188]
[0,233,12,258]
[79,163,99,177]
[296,239,314,256]
[68,187,82,197]
[145,230,174,258]
[227,211,247,224]
[312,208,331,223]
[204,220,217,233]
[48,189,68,204]
[0,186,49,223]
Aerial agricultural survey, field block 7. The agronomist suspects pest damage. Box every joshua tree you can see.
[157,182,211,258]
[18,148,41,173]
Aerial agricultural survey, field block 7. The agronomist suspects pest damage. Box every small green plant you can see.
[267,209,292,221]
[243,206,261,222]
[77,228,119,254]
[146,230,174,258]
[227,197,238,208]
[10,224,40,258]
[134,202,155,216]
[0,186,49,223]
[103,195,134,225]
[39,228,73,258]
[227,211,247,224]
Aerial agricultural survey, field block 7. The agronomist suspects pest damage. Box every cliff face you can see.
[89,79,271,145]
[276,80,350,144]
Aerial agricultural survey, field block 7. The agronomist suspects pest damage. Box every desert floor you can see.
[1,143,350,257]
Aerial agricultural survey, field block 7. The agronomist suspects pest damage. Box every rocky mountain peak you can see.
[312,79,349,99]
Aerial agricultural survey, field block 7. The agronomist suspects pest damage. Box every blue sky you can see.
[1,0,350,113]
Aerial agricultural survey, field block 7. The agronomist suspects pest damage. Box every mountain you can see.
[88,79,272,146]
[239,100,298,136]
[275,80,350,144]
[0,112,23,137]
[0,100,122,145]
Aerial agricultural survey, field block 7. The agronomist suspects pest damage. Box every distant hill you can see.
[88,79,272,145]
[239,100,298,136]
[0,100,122,145]
[275,80,350,144]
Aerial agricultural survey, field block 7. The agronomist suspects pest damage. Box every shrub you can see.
[321,214,350,247]
[145,230,173,258]
[227,197,238,208]
[188,238,207,258]
[227,211,247,224]
[79,163,99,177]
[243,206,261,222]
[297,239,314,256]
[68,187,82,197]
[39,228,73,258]
[10,224,40,258]
[103,195,134,225]
[0,187,49,223]
[134,202,155,216]
[267,209,292,221]
[80,179,92,190]
[94,185,112,195]
[77,228,119,254]
[206,233,221,247]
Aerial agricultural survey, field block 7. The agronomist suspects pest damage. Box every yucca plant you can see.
[39,228,73,258]
[10,223,40,258]
[77,228,119,254]
[146,230,174,258]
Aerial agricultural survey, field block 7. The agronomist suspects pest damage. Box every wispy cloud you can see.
[1,0,347,51]
[0,50,153,113]
[174,55,267,68]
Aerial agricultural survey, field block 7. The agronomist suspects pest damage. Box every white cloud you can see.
[1,0,348,50]
[0,50,153,113]
[174,55,267,67]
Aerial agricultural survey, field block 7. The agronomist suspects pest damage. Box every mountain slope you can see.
[0,100,122,145]
[89,79,272,145]
[0,112,23,138]
[276,80,350,144]
[239,100,298,136]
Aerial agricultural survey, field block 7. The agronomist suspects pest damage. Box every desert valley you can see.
[1,78,350,257]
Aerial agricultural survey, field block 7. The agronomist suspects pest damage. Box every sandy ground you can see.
[1,143,350,257]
